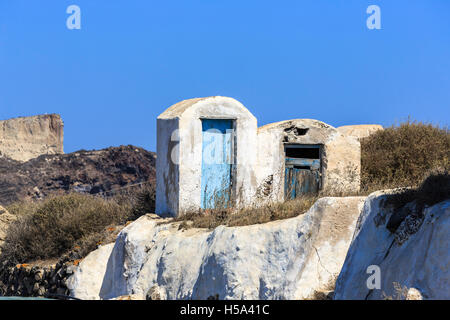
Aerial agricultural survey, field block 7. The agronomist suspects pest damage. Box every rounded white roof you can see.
[158,96,255,120]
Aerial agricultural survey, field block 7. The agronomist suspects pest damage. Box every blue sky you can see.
[0,0,449,153]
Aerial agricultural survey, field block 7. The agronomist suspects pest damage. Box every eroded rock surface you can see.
[67,196,365,300]
[0,114,64,162]
[334,191,450,300]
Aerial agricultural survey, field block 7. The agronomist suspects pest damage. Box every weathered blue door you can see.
[201,119,234,209]
[284,145,321,200]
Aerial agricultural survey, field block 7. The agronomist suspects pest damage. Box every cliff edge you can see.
[0,114,64,162]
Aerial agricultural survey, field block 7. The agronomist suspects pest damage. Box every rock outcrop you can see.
[337,124,383,141]
[0,206,16,255]
[334,191,450,300]
[0,114,64,162]
[0,145,156,205]
[67,196,365,300]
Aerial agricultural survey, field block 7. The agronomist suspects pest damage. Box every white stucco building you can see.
[156,96,363,217]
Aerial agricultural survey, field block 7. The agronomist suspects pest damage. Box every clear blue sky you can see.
[0,0,449,153]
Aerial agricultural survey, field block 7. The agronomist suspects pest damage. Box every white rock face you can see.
[334,191,450,300]
[66,243,115,300]
[68,197,365,300]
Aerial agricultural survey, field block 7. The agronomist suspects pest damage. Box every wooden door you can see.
[201,119,234,209]
[284,147,321,200]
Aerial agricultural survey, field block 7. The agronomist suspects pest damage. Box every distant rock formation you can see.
[334,191,449,300]
[67,196,365,300]
[0,114,64,162]
[0,145,156,206]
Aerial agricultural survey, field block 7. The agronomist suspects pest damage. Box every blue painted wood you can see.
[285,156,320,200]
[285,168,320,200]
[201,119,234,209]
[285,158,320,170]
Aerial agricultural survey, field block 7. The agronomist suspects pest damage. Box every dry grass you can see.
[361,120,449,193]
[307,276,337,300]
[0,186,156,267]
[1,194,130,266]
[175,195,318,230]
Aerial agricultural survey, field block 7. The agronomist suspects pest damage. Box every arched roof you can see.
[158,96,255,120]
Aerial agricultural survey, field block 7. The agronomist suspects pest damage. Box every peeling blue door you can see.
[201,119,234,209]
[284,145,321,200]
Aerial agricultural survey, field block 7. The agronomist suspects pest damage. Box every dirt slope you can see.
[0,145,156,205]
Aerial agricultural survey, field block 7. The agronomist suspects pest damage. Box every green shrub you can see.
[361,120,449,192]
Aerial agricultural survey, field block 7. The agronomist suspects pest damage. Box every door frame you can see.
[283,143,323,199]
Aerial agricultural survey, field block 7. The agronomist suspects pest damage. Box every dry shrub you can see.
[382,282,410,300]
[307,276,337,300]
[129,184,156,220]
[175,195,318,230]
[0,193,133,266]
[361,120,449,193]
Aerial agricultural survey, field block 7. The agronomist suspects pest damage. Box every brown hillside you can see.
[0,145,156,205]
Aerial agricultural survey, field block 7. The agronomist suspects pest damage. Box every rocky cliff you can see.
[67,197,365,300]
[0,145,156,206]
[334,191,449,300]
[0,114,64,162]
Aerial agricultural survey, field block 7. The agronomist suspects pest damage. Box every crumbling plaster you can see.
[256,119,361,204]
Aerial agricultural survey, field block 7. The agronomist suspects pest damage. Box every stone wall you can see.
[0,261,74,298]
[0,114,64,162]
